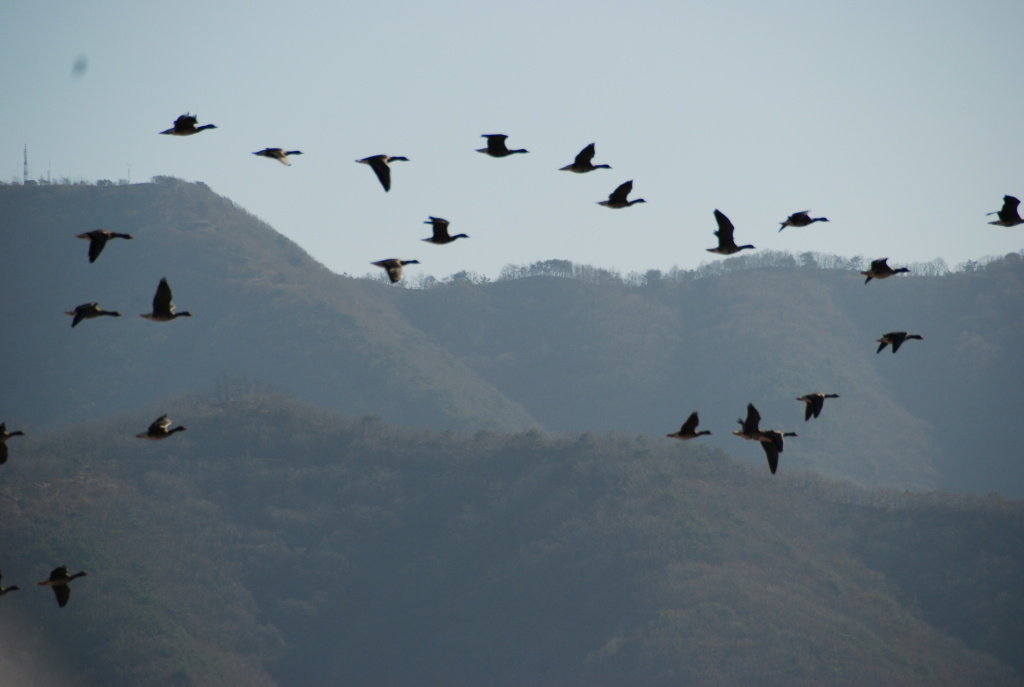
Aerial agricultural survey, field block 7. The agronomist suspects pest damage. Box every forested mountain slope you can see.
[0,179,537,433]
[2,180,1021,494]
[0,393,1021,687]
[401,253,1024,494]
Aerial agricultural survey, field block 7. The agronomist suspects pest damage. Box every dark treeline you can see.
[0,392,1022,686]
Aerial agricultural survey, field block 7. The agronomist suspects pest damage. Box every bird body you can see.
[560,143,611,173]
[372,259,420,284]
[65,302,121,328]
[76,229,134,263]
[477,134,528,157]
[598,180,645,208]
[160,113,216,136]
[779,211,829,231]
[137,415,187,440]
[757,430,798,474]
[987,195,1023,227]
[876,331,923,354]
[731,404,796,474]
[796,393,840,421]
[356,154,409,191]
[732,403,764,441]
[422,217,469,245]
[666,411,711,440]
[253,148,303,165]
[37,566,87,607]
[1,423,25,466]
[141,278,191,321]
[861,258,910,284]
[707,209,755,255]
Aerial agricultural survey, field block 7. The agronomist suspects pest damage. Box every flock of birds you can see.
[663,251,935,471]
[1,112,1022,608]
[659,199,1024,469]
[157,114,1024,278]
[666,396,839,476]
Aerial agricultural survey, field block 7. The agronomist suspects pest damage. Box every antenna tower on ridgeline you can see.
[23,145,28,185]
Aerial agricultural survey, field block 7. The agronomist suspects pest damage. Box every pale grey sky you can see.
[2,0,1022,280]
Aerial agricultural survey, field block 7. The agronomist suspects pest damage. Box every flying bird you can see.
[987,195,1023,227]
[559,143,611,173]
[136,415,187,440]
[422,217,469,245]
[666,412,711,441]
[876,331,923,354]
[733,403,765,442]
[706,210,755,255]
[796,393,840,421]
[160,113,217,136]
[76,229,133,263]
[778,211,829,231]
[1,422,25,466]
[731,403,796,474]
[477,134,528,157]
[757,430,798,474]
[253,148,303,166]
[37,566,87,608]
[140,278,192,321]
[372,259,420,284]
[65,302,121,328]
[861,258,910,284]
[356,155,409,192]
[598,180,646,208]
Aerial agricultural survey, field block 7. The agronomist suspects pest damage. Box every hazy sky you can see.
[3,0,1022,280]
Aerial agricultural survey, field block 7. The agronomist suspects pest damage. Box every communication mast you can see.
[23,145,28,185]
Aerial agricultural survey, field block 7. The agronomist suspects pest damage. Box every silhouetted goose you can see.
[141,278,191,321]
[372,259,420,284]
[137,415,187,440]
[779,211,829,232]
[422,217,469,245]
[65,302,121,328]
[0,570,19,596]
[666,411,711,441]
[356,155,409,192]
[160,113,217,136]
[730,403,796,473]
[37,566,87,608]
[560,143,611,173]
[757,430,798,475]
[477,134,528,157]
[253,148,303,166]
[987,195,1023,227]
[796,393,840,421]
[876,331,923,354]
[707,210,755,255]
[732,403,765,441]
[1,422,25,466]
[76,229,134,263]
[598,180,646,208]
[861,258,909,284]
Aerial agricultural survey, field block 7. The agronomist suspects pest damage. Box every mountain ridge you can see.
[2,179,1022,494]
[0,178,539,434]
